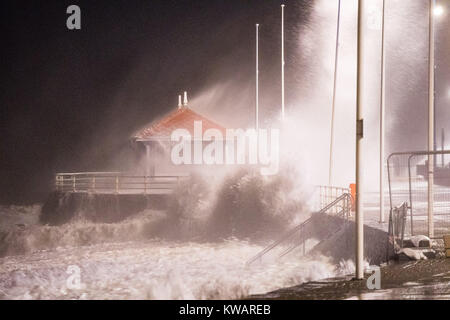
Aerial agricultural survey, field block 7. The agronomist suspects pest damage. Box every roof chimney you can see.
[183,91,188,107]
[178,95,182,109]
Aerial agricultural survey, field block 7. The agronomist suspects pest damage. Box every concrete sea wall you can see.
[40,192,169,225]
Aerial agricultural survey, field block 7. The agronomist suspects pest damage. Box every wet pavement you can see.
[251,258,450,300]
[250,201,450,300]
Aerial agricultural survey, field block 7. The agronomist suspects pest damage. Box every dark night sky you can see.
[2,0,450,204]
[0,0,311,204]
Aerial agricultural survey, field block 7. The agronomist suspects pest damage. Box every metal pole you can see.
[387,154,393,210]
[256,24,259,131]
[328,0,341,186]
[428,0,435,238]
[145,144,151,177]
[408,155,415,235]
[379,0,386,223]
[281,4,285,121]
[442,128,445,166]
[355,0,365,280]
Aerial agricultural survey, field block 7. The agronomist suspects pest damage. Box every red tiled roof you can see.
[134,107,227,140]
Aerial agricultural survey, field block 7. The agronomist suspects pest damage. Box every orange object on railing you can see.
[349,183,356,211]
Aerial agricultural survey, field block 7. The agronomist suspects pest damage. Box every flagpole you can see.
[256,23,259,131]
[328,0,341,185]
[281,4,285,121]
[379,0,386,223]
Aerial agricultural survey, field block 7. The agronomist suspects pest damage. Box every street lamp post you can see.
[256,24,259,131]
[355,0,365,280]
[281,4,285,121]
[428,0,436,238]
[379,0,386,223]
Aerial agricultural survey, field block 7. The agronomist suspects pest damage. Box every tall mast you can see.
[256,23,259,131]
[355,0,365,280]
[428,0,436,238]
[379,0,386,223]
[328,0,341,185]
[281,4,286,121]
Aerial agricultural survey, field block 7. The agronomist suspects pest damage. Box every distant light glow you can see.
[434,5,444,16]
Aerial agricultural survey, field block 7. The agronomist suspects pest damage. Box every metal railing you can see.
[246,192,353,266]
[55,172,188,195]
[387,202,408,257]
[313,185,351,214]
[387,150,450,237]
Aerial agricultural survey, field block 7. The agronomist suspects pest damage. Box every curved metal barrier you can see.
[387,150,450,237]
[387,202,408,253]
